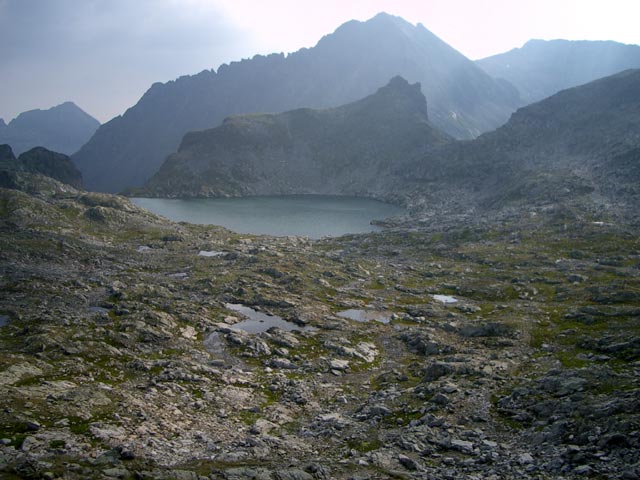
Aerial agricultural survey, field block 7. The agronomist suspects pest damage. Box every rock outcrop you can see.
[0,144,83,189]
[0,143,16,163]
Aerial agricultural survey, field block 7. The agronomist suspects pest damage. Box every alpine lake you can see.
[131,195,405,238]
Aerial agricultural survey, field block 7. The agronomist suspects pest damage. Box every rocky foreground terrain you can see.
[1,173,639,479]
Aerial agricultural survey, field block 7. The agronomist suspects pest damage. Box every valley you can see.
[0,175,638,479]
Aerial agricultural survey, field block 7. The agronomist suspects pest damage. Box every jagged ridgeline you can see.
[140,76,451,198]
[73,13,519,193]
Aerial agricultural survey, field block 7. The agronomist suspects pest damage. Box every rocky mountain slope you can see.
[477,39,640,104]
[0,144,82,189]
[1,173,638,479]
[142,76,451,198]
[73,12,520,193]
[0,102,100,156]
[409,68,640,212]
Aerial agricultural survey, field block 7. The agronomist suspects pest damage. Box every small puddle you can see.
[137,245,152,253]
[337,309,391,324]
[432,294,458,304]
[198,250,225,257]
[224,303,305,333]
[0,315,9,327]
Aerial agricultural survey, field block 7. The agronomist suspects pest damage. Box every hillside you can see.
[73,12,519,193]
[477,39,640,104]
[412,68,640,211]
[142,76,450,198]
[0,144,83,189]
[0,102,100,156]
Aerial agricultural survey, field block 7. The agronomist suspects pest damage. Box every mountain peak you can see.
[0,144,83,188]
[11,102,99,125]
[55,101,81,111]
[368,11,412,25]
[375,76,426,115]
[381,75,419,93]
[522,38,551,47]
[371,11,397,20]
[17,146,83,188]
[333,12,413,29]
[0,102,100,156]
[319,11,422,48]
[386,75,411,87]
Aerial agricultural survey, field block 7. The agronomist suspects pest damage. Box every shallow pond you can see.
[204,304,312,363]
[224,303,306,333]
[131,195,404,238]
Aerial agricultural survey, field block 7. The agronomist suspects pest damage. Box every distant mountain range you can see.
[477,39,640,104]
[73,12,520,193]
[141,69,640,213]
[0,102,100,156]
[140,76,450,198]
[0,144,83,189]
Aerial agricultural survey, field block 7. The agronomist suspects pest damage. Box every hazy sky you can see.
[1,0,639,124]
